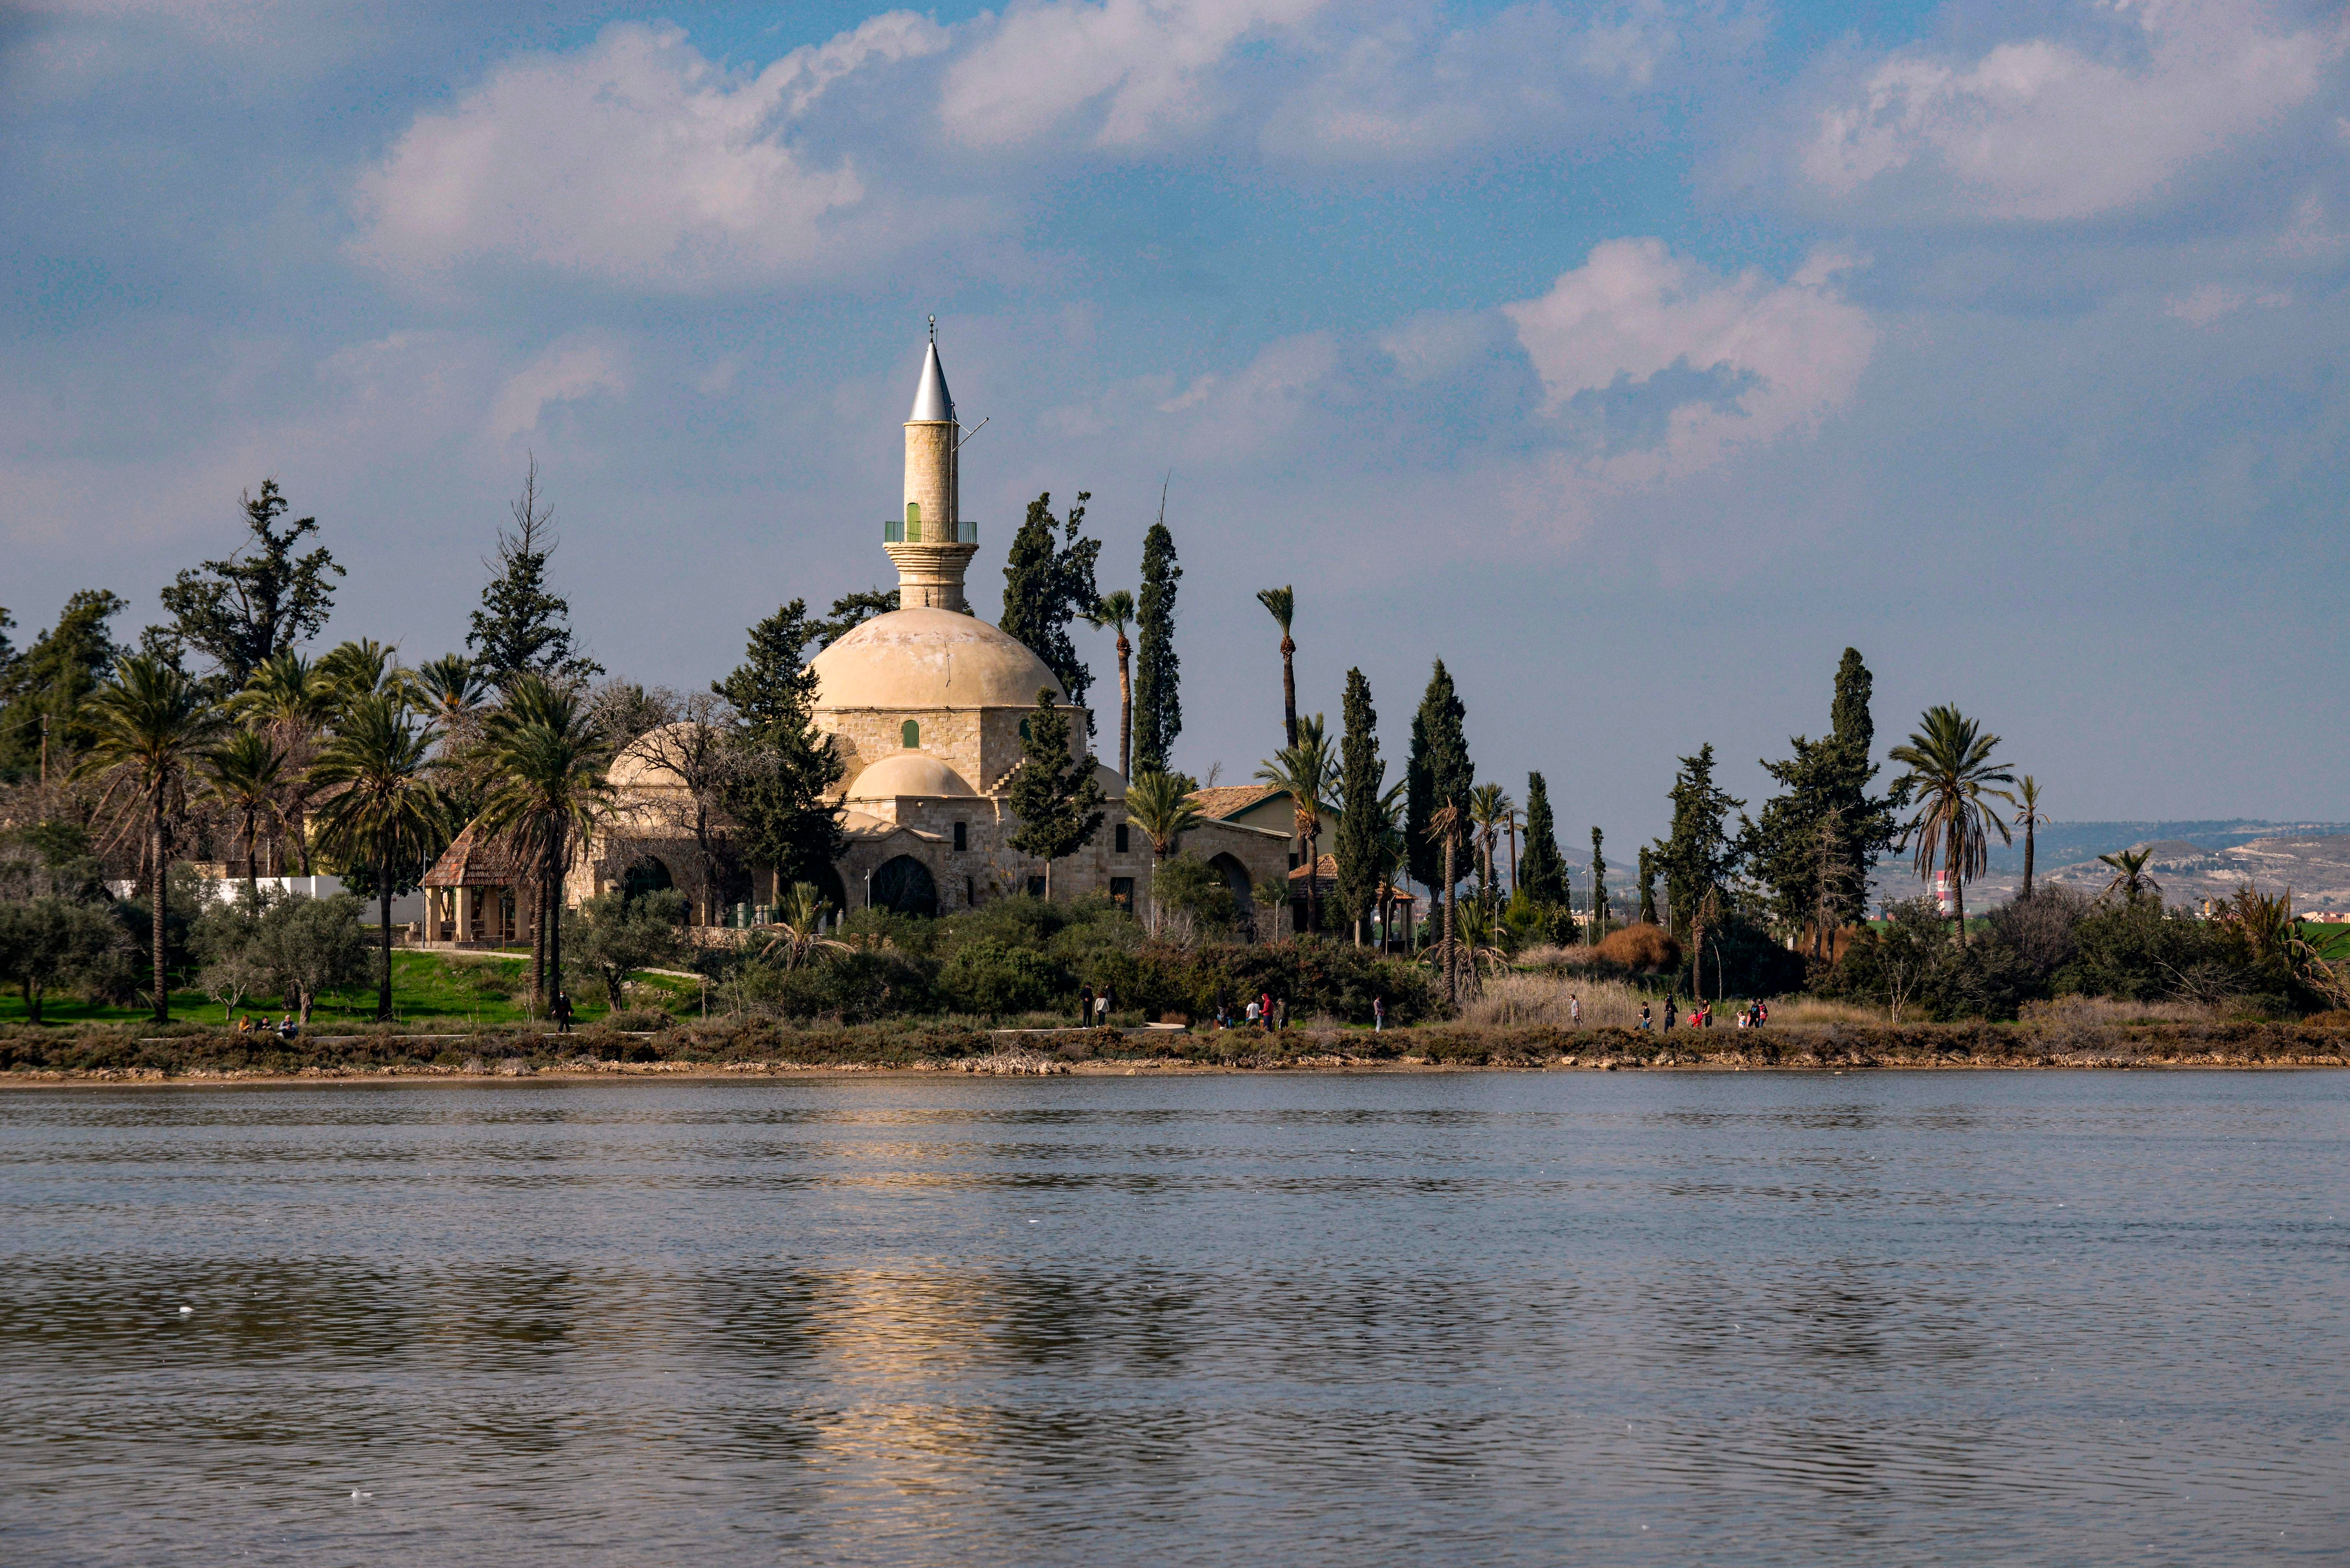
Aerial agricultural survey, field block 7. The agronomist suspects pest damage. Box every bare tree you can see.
[623,691,741,925]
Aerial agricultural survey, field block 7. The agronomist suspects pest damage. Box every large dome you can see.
[810,607,1065,711]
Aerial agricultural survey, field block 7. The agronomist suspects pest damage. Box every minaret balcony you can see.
[883,519,978,544]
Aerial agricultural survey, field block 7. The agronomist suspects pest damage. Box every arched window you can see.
[1019,718,1031,742]
[905,501,922,542]
[901,719,920,748]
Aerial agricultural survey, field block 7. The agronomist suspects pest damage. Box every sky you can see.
[5,0,2347,858]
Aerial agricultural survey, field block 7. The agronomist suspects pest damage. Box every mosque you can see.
[420,331,1293,939]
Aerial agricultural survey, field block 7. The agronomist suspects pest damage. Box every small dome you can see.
[606,722,709,791]
[812,607,1066,712]
[1092,762,1127,798]
[846,750,978,800]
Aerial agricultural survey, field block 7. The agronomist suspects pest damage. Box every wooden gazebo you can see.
[419,819,529,947]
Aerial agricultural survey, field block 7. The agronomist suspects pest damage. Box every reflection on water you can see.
[2,1074,2345,1565]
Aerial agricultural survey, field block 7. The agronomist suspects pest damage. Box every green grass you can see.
[0,950,704,1031]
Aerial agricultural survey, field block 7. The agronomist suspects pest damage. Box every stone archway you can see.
[620,856,674,903]
[1207,852,1253,937]
[869,854,939,918]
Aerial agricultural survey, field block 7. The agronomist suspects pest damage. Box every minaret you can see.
[887,319,979,612]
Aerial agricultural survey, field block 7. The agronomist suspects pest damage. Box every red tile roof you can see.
[421,818,525,889]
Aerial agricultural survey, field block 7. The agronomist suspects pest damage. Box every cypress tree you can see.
[1745,649,1896,947]
[1638,846,1659,925]
[1131,517,1181,774]
[999,491,1101,722]
[1518,771,1566,907]
[1587,827,1608,944]
[1334,668,1384,941]
[1405,661,1470,891]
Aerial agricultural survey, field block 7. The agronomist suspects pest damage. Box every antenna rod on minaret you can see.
[928,314,936,342]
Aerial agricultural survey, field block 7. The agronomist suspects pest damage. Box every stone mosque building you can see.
[425,332,1294,935]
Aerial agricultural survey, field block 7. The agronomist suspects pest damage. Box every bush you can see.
[1595,922,1681,972]
[938,938,1067,1016]
[1149,855,1233,932]
[598,1006,676,1032]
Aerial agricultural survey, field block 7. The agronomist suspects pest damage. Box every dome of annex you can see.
[810,607,1065,712]
[605,722,707,791]
[844,750,979,800]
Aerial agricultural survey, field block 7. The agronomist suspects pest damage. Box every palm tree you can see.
[310,693,449,1021]
[236,652,335,874]
[1887,705,2015,945]
[1255,713,1333,935]
[317,638,399,713]
[1425,801,1463,1006]
[73,655,230,1022]
[760,881,850,970]
[1255,585,1298,748]
[1469,783,1513,931]
[207,728,288,898]
[2097,847,2160,905]
[1124,770,1204,935]
[411,654,488,722]
[2013,775,2050,898]
[476,674,617,1012]
[1085,591,1137,780]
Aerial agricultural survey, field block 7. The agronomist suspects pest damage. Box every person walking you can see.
[1277,997,1289,1031]
[1637,1002,1652,1031]
[1079,985,1095,1026]
[1663,992,1677,1031]
[1373,994,1385,1032]
[1260,991,1274,1034]
[1569,994,1581,1027]
[1095,987,1112,1026]
[551,991,574,1034]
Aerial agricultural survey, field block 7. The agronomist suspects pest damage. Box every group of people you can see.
[1075,986,1115,1028]
[1632,996,1769,1031]
[232,1013,301,1040]
[1208,991,1290,1032]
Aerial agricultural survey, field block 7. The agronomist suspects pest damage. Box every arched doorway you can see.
[1207,853,1253,937]
[869,854,939,918]
[621,856,673,903]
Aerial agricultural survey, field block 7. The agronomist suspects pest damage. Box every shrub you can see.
[1595,922,1681,972]
[938,939,1067,1016]
[598,1006,676,1032]
[1150,855,1233,933]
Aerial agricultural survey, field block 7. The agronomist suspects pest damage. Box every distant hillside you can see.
[1868,822,2350,914]
[1981,820,2346,874]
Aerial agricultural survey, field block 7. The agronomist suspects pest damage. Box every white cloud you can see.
[1502,238,1876,485]
[2165,283,2290,326]
[940,0,1326,149]
[350,16,949,287]
[1802,1,2338,220]
[488,345,625,442]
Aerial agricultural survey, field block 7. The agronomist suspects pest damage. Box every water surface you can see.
[2,1071,2344,1565]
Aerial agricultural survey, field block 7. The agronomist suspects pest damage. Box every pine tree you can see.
[816,587,899,647]
[1518,771,1567,907]
[1333,668,1384,942]
[1131,513,1182,775]
[0,590,126,782]
[1405,662,1471,892]
[467,459,602,688]
[158,480,343,692]
[1745,649,1896,950]
[716,600,844,897]
[1005,690,1106,897]
[1000,491,1102,725]
[1587,827,1608,944]
[1656,744,1743,942]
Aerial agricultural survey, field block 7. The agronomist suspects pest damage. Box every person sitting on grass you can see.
[277,1014,298,1040]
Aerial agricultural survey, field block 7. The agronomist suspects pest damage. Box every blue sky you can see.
[5,0,2347,856]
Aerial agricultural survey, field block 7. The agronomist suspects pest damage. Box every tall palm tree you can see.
[1887,705,2014,945]
[2013,775,2050,898]
[476,675,617,1011]
[317,638,399,713]
[207,728,288,898]
[2097,847,2159,905]
[1255,712,1333,935]
[1086,591,1137,780]
[311,693,449,1021]
[411,654,488,723]
[73,655,229,1022]
[236,652,335,874]
[1469,783,1513,931]
[1123,770,1204,936]
[1425,801,1463,1006]
[1256,585,1298,748]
